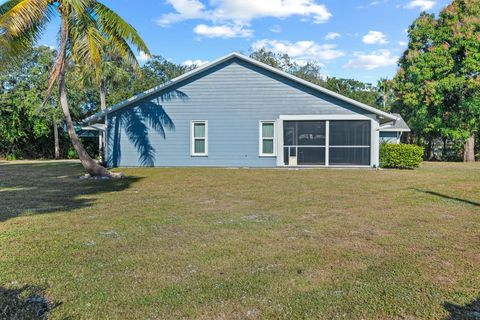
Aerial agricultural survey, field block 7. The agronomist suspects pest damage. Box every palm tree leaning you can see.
[0,0,150,177]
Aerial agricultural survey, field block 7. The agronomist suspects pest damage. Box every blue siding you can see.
[106,58,375,167]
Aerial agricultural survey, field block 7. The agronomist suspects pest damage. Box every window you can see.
[259,121,275,156]
[283,120,326,165]
[191,121,208,156]
[329,120,370,165]
[281,119,371,166]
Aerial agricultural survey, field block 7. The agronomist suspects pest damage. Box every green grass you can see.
[1,161,479,319]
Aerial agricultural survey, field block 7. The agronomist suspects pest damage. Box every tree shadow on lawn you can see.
[0,161,141,223]
[413,189,480,207]
[0,284,61,320]
[444,296,480,320]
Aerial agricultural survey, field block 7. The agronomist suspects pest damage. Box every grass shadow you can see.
[0,161,142,223]
[444,297,480,319]
[413,189,480,207]
[0,284,61,319]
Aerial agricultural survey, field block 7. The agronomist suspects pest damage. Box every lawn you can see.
[0,161,479,319]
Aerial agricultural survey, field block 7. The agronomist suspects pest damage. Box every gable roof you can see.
[379,113,411,132]
[83,52,398,123]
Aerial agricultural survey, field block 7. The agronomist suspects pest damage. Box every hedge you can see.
[380,143,424,169]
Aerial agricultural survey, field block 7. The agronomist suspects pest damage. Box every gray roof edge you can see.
[379,113,411,132]
[83,52,398,123]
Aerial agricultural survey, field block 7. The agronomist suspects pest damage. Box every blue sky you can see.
[14,0,452,83]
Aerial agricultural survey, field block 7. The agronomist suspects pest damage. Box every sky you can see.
[8,0,452,83]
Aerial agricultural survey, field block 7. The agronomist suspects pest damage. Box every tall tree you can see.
[0,0,150,176]
[376,78,396,111]
[393,1,480,161]
[0,46,60,158]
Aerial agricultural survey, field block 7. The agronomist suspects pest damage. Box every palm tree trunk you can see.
[57,17,110,177]
[463,133,475,162]
[99,78,107,162]
[53,118,60,160]
[59,70,110,176]
[99,77,107,111]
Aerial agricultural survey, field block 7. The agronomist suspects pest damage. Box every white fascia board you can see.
[279,114,375,121]
[378,127,411,132]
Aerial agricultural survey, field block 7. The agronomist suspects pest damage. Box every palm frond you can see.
[93,1,150,56]
[0,0,51,36]
[106,34,140,71]
[0,0,22,15]
[0,0,54,64]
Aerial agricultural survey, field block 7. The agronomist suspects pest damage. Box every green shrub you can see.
[6,153,18,161]
[67,148,78,159]
[380,143,424,169]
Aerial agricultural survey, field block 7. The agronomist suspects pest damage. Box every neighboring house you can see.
[84,52,410,168]
[379,113,410,144]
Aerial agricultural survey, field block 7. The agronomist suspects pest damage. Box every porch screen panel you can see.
[283,121,326,165]
[329,120,371,165]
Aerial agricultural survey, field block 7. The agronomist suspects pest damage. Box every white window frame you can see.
[259,121,276,157]
[191,120,208,157]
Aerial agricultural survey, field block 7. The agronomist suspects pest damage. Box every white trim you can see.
[276,119,284,166]
[259,121,276,157]
[371,119,380,167]
[190,120,208,157]
[328,145,371,148]
[277,117,377,168]
[104,114,108,163]
[378,128,411,132]
[279,114,375,121]
[83,52,398,123]
[325,120,330,166]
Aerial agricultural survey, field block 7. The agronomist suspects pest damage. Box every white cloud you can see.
[362,31,389,44]
[157,0,332,28]
[356,0,389,9]
[344,50,398,70]
[183,59,210,67]
[398,41,407,46]
[136,52,151,62]
[269,25,282,33]
[252,39,345,63]
[325,32,341,40]
[193,24,253,38]
[404,0,435,10]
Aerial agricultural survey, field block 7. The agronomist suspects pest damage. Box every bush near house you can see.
[380,143,424,169]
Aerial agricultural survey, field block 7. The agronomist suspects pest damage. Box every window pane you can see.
[194,123,205,138]
[298,121,326,146]
[194,139,205,154]
[262,123,274,138]
[329,120,370,146]
[283,121,326,146]
[298,147,325,165]
[329,147,370,165]
[284,121,295,146]
[262,139,274,154]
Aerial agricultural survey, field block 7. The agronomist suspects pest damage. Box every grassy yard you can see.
[0,161,479,319]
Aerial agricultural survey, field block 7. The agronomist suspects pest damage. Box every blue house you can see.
[84,52,409,168]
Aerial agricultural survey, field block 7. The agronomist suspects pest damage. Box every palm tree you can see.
[0,0,150,177]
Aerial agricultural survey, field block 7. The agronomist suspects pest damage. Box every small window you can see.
[259,121,275,156]
[191,121,208,156]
